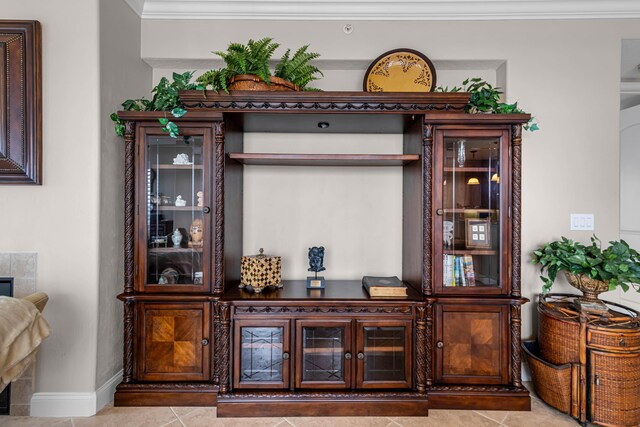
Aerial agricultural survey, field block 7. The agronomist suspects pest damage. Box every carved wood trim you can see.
[429,385,528,393]
[510,302,523,388]
[117,382,218,391]
[212,301,221,385]
[423,123,433,296]
[415,305,427,393]
[511,124,522,297]
[425,302,434,386]
[219,303,231,393]
[124,121,136,295]
[0,21,42,184]
[123,299,134,383]
[220,390,426,399]
[214,121,225,294]
[233,305,413,315]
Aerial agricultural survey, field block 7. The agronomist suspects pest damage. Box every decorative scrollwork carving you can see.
[429,385,528,393]
[511,124,522,297]
[182,100,465,113]
[219,304,231,393]
[511,303,523,387]
[415,305,427,393]
[214,122,225,294]
[233,305,413,315]
[117,382,217,391]
[220,390,425,399]
[212,301,221,385]
[123,300,135,383]
[425,303,434,386]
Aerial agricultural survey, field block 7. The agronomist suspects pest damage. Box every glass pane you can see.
[146,135,205,286]
[240,327,284,382]
[363,326,406,382]
[442,137,501,288]
[302,327,345,382]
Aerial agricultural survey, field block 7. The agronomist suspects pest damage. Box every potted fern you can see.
[196,37,323,92]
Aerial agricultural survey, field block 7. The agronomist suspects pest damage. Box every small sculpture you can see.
[443,221,454,248]
[306,246,326,289]
[171,229,182,247]
[173,153,192,165]
[189,218,204,247]
[175,195,187,207]
[197,191,204,207]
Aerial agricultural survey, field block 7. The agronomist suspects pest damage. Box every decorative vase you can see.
[564,272,610,314]
[228,74,299,92]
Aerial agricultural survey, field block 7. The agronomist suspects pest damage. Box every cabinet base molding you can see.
[217,391,428,417]
[114,383,218,407]
[427,386,530,411]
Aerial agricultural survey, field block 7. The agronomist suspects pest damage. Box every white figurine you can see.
[174,195,187,207]
[443,221,454,248]
[173,153,192,165]
[171,229,182,247]
[197,191,204,207]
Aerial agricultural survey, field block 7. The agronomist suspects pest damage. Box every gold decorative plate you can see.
[363,49,437,92]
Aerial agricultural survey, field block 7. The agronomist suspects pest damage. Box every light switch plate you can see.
[570,214,594,231]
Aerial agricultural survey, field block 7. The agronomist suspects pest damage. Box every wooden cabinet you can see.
[115,92,530,415]
[137,302,211,382]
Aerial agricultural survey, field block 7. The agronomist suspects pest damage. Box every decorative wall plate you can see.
[363,49,437,92]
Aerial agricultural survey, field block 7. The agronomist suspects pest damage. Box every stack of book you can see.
[443,254,476,287]
[362,276,408,297]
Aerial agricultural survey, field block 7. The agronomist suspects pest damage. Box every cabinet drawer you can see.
[588,330,640,351]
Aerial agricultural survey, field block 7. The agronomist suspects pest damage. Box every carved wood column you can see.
[214,122,225,294]
[415,305,427,393]
[212,301,221,385]
[219,303,231,393]
[122,120,136,384]
[425,301,434,386]
[511,124,522,298]
[510,302,522,388]
[423,123,433,296]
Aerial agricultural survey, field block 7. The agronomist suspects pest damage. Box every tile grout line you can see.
[473,410,508,425]
[386,417,403,427]
[169,407,186,427]
[282,417,296,426]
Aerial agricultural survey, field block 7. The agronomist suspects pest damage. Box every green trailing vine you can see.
[436,78,539,131]
[110,71,201,138]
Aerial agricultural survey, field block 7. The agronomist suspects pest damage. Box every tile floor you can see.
[0,385,582,427]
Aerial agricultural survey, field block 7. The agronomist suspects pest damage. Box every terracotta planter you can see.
[564,272,610,313]
[228,74,299,92]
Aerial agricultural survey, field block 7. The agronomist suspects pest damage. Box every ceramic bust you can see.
[189,218,204,247]
[171,229,182,247]
[197,191,204,207]
[174,195,187,207]
[173,153,191,165]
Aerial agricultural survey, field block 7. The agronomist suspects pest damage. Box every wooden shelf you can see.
[156,206,202,211]
[444,249,497,256]
[444,167,496,173]
[441,208,496,214]
[156,164,203,170]
[149,247,203,254]
[228,153,420,167]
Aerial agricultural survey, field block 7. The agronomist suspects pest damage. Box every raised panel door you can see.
[137,302,211,381]
[435,303,509,385]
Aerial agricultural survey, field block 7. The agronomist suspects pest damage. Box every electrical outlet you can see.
[570,214,594,231]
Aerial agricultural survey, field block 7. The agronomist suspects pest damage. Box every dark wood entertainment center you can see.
[115,91,531,416]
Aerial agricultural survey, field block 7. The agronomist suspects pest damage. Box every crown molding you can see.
[621,81,640,93]
[138,0,640,20]
[124,0,145,16]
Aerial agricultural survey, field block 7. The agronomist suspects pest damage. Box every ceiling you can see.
[125,0,640,20]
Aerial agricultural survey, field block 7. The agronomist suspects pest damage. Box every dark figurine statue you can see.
[307,246,326,277]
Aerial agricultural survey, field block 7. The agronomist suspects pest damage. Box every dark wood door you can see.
[435,303,509,385]
[295,320,352,389]
[233,319,291,389]
[355,320,412,389]
[137,302,211,381]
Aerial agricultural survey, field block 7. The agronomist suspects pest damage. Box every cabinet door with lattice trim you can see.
[434,303,509,385]
[137,302,211,381]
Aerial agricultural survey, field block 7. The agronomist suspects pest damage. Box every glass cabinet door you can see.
[436,131,508,294]
[234,320,291,389]
[356,320,412,389]
[140,131,211,292]
[295,320,352,389]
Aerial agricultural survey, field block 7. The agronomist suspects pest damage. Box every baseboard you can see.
[30,370,123,417]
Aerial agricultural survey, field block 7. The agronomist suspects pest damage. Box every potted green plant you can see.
[110,71,200,138]
[436,77,539,131]
[532,236,640,312]
[196,37,323,92]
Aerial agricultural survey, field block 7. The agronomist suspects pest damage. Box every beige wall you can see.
[143,18,640,337]
[97,0,151,387]
[0,0,101,392]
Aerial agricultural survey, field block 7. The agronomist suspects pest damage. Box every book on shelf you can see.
[443,254,476,287]
[362,276,407,297]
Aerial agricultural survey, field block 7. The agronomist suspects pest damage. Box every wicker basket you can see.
[228,74,299,91]
[522,340,579,417]
[538,306,580,365]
